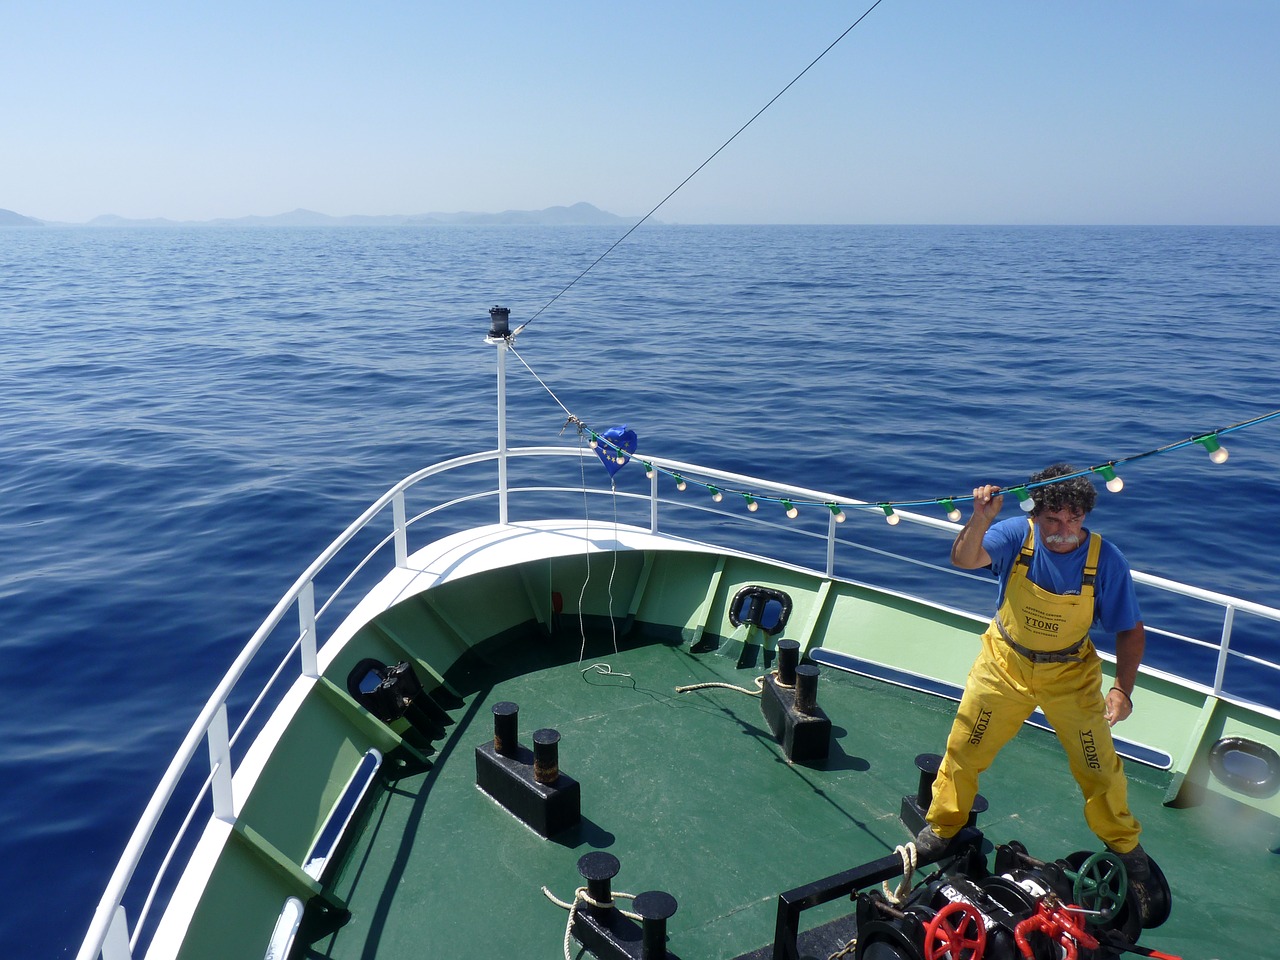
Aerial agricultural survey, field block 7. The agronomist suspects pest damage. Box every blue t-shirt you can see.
[981,517,1142,633]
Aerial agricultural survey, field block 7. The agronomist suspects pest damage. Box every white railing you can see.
[78,445,1280,960]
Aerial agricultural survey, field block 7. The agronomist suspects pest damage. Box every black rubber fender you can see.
[1207,736,1280,799]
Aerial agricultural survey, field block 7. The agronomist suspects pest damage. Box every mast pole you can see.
[487,306,512,525]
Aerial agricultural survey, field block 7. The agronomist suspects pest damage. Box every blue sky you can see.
[4,1,1277,224]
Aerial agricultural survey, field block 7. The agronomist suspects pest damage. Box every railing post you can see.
[826,512,837,578]
[299,580,318,679]
[497,338,509,525]
[393,490,408,568]
[484,307,513,524]
[1211,604,1236,696]
[650,466,659,534]
[209,704,234,822]
[101,905,132,960]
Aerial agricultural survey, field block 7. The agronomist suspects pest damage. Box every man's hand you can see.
[1104,687,1133,726]
[951,484,1004,569]
[971,484,1004,523]
[1107,624,1144,726]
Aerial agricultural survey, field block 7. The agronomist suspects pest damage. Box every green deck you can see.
[155,538,1280,960]
[301,630,1276,960]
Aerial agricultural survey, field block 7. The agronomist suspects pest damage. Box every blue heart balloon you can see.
[594,425,638,478]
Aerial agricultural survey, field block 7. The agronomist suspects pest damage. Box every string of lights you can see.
[583,402,1279,525]
[510,337,1277,525]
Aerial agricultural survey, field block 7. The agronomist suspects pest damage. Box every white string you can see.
[508,342,628,676]
[509,342,577,422]
[576,429,592,666]
[581,663,632,680]
[607,478,620,656]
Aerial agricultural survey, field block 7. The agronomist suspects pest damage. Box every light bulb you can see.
[940,499,962,522]
[1197,434,1229,464]
[744,494,758,512]
[828,504,846,523]
[881,504,900,526]
[644,463,655,479]
[589,437,598,450]
[710,486,723,502]
[1012,487,1035,513]
[783,500,798,519]
[676,479,687,492]
[1094,465,1124,493]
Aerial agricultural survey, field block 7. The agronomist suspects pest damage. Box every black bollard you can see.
[578,852,621,909]
[776,639,800,686]
[634,891,678,960]
[794,664,819,715]
[760,661,831,763]
[533,728,561,785]
[901,752,987,834]
[492,701,519,757]
[914,753,941,807]
[476,704,580,837]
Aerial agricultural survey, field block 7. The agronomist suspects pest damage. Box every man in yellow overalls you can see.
[916,464,1151,882]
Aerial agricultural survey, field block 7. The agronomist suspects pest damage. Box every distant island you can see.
[0,202,639,228]
[0,208,44,226]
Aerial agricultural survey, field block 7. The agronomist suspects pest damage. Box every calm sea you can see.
[2,223,1277,957]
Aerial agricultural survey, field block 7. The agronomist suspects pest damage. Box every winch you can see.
[851,839,1173,960]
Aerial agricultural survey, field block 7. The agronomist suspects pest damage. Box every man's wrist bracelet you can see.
[1110,686,1133,706]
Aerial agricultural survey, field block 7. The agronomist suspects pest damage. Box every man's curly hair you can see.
[1028,463,1097,516]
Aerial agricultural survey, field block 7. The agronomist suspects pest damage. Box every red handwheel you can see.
[924,901,987,960]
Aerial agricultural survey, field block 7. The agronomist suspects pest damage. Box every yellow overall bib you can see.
[926,520,1142,852]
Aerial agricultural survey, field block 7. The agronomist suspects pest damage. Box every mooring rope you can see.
[881,842,919,905]
[542,885,644,960]
[674,674,767,696]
